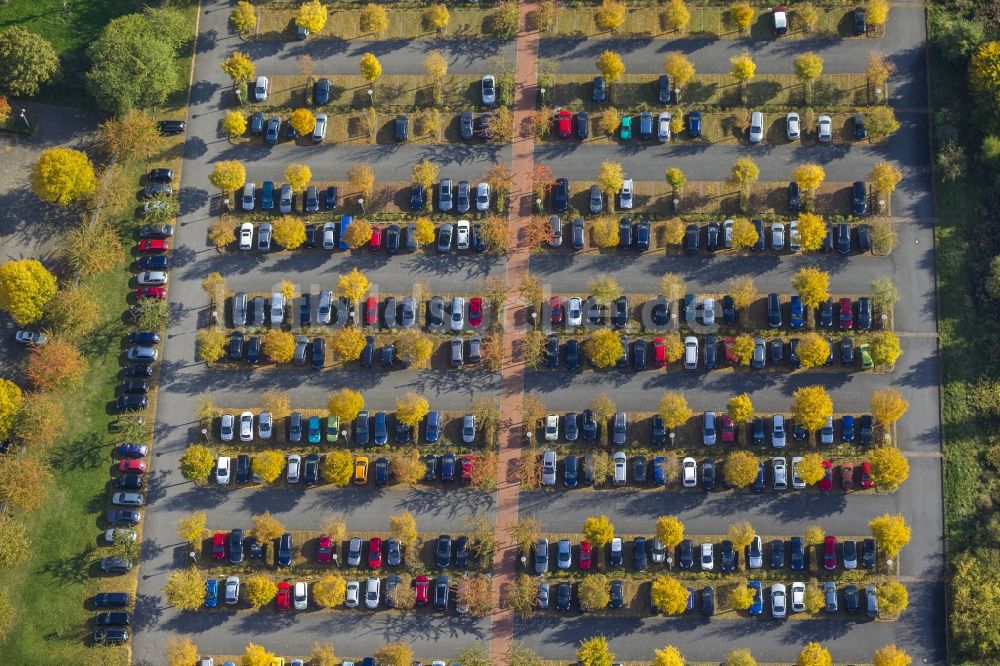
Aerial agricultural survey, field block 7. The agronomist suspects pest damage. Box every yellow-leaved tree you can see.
[797,333,831,369]
[30,148,96,207]
[578,636,615,666]
[793,52,824,103]
[797,212,826,251]
[791,385,833,432]
[582,515,616,547]
[651,576,690,615]
[360,3,389,33]
[663,0,691,32]
[870,445,910,489]
[289,108,316,136]
[659,392,692,429]
[595,51,626,83]
[360,52,382,83]
[663,52,695,88]
[0,259,57,325]
[297,0,328,34]
[222,111,247,138]
[790,266,830,309]
[209,160,246,194]
[586,329,624,368]
[868,513,911,558]
[336,268,371,303]
[594,0,627,31]
[729,2,755,33]
[797,642,832,666]
[328,388,365,421]
[724,451,759,488]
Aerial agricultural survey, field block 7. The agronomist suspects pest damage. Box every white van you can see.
[749,111,764,144]
[684,336,699,370]
[254,76,269,102]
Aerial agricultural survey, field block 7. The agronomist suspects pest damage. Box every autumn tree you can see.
[322,450,353,486]
[592,216,619,248]
[729,584,754,610]
[221,50,255,84]
[12,392,65,451]
[589,274,622,304]
[30,148,96,207]
[665,168,687,202]
[868,513,911,558]
[375,642,414,666]
[230,1,257,36]
[870,387,909,425]
[732,334,756,366]
[425,4,450,31]
[731,217,758,249]
[595,0,627,31]
[0,27,59,97]
[727,521,755,552]
[503,574,538,616]
[361,3,389,33]
[261,390,291,420]
[730,52,756,104]
[595,160,626,197]
[598,107,621,136]
[725,649,758,666]
[263,330,296,363]
[797,643,834,666]
[242,575,277,608]
[595,51,626,83]
[26,338,85,391]
[870,331,902,366]
[196,327,227,363]
[327,328,365,362]
[99,109,163,160]
[661,273,687,300]
[412,218,436,247]
[180,445,215,481]
[793,163,825,204]
[221,110,248,139]
[0,514,29,568]
[252,451,284,484]
[166,636,200,666]
[289,108,316,137]
[873,645,912,666]
[729,2,755,33]
[724,451,759,488]
[297,0,329,33]
[659,392,693,429]
[577,636,615,666]
[177,511,207,546]
[506,517,542,556]
[252,511,285,544]
[870,161,903,198]
[389,511,418,549]
[663,52,695,90]
[312,575,348,607]
[867,0,889,27]
[791,385,833,432]
[798,212,826,250]
[348,163,376,199]
[730,156,760,204]
[328,388,365,422]
[651,575,689,615]
[656,516,685,549]
[797,333,831,369]
[336,268,371,304]
[271,215,306,250]
[164,567,206,610]
[359,52,382,83]
[209,160,246,194]
[586,329,624,368]
[582,515,616,547]
[412,160,439,190]
[867,105,900,141]
[866,51,895,90]
[794,52,824,103]
[282,163,310,192]
[396,329,434,368]
[663,0,691,32]
[791,266,830,309]
[870,445,910,489]
[726,275,757,310]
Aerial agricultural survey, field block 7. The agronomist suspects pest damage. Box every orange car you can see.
[353,456,369,485]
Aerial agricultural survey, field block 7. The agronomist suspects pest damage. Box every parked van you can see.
[749,111,764,143]
[684,336,699,370]
[254,76,269,102]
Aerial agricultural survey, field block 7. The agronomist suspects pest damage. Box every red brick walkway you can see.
[490,0,538,661]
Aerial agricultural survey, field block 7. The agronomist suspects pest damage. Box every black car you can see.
[823,223,834,253]
[305,225,317,248]
[609,579,624,608]
[705,335,717,369]
[701,586,715,616]
[138,224,173,239]
[633,339,647,370]
[556,581,572,611]
[860,415,874,445]
[576,111,589,139]
[128,331,160,345]
[769,338,783,365]
[608,541,623,568]
[854,113,868,140]
[472,224,486,252]
[753,462,766,491]
[841,338,855,365]
[325,185,338,210]
[770,539,785,568]
[93,629,129,645]
[658,74,672,104]
[459,111,474,140]
[423,454,437,481]
[581,409,598,440]
[857,223,871,252]
[552,178,569,212]
[862,538,877,568]
[722,295,736,324]
[853,6,866,35]
[720,540,736,572]
[790,536,805,570]
[249,112,265,135]
[633,456,647,484]
[652,296,669,327]
[820,299,834,327]
[236,454,251,483]
[393,115,408,141]
[789,338,801,369]
[96,612,131,627]
[361,335,376,368]
[635,219,650,250]
[410,184,426,210]
[852,181,868,215]
[455,536,470,568]
[229,528,244,564]
[684,224,699,254]
[752,218,766,251]
[566,339,581,370]
[314,77,331,105]
[836,223,852,254]
[138,255,169,271]
[246,335,261,364]
[706,222,720,250]
[616,335,629,369]
[277,533,293,566]
[147,168,174,183]
[436,535,452,567]
[115,394,147,412]
[858,297,872,329]
[114,475,142,490]
[395,417,412,444]
[434,575,449,609]
[633,536,647,571]
[651,416,666,446]
[592,76,607,102]
[385,574,401,608]
[303,453,320,484]
[678,539,694,569]
[752,417,766,446]
[157,120,186,135]
[381,343,395,369]
[618,218,632,248]
[612,296,628,328]
[441,453,456,482]
[94,592,130,608]
[106,510,140,526]
[702,459,715,490]
[788,181,801,212]
[544,334,559,369]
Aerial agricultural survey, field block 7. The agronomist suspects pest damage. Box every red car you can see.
[138,239,168,254]
[317,534,333,563]
[276,581,291,610]
[364,296,378,325]
[819,460,834,490]
[469,298,483,328]
[556,109,573,138]
[212,532,226,560]
[723,336,737,365]
[840,462,854,490]
[460,455,473,483]
[415,574,430,606]
[859,461,873,488]
[579,540,592,570]
[823,536,837,570]
[652,338,666,367]
[839,297,854,329]
[369,225,382,250]
[135,287,166,300]
[720,413,735,443]
[117,459,146,474]
[550,296,563,325]
[368,537,382,568]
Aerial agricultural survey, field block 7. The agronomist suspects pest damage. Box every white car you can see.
[215,456,231,484]
[450,296,465,332]
[544,415,559,442]
[619,178,634,210]
[700,542,714,571]
[609,537,623,563]
[790,582,806,612]
[481,74,496,105]
[773,457,788,490]
[293,581,308,610]
[136,271,167,286]
[748,535,763,569]
[225,575,240,604]
[345,581,360,607]
[772,414,786,448]
[613,451,627,485]
[365,576,380,609]
[322,222,336,250]
[541,450,557,486]
[220,413,234,442]
[771,222,785,250]
[702,297,715,325]
[791,456,805,489]
[239,221,253,248]
[111,492,144,506]
[270,292,285,325]
[258,412,272,439]
[241,184,255,212]
[239,411,253,442]
[786,112,800,140]
[287,454,301,483]
[749,111,764,144]
[789,220,801,251]
[657,111,671,143]
[456,220,470,250]
[566,297,582,327]
[14,331,47,346]
[312,113,328,143]
[475,182,490,211]
[317,290,333,325]
[771,583,787,618]
[817,115,833,142]
[682,457,697,488]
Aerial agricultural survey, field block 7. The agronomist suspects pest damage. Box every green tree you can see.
[0,259,57,325]
[30,148,96,207]
[0,514,30,568]
[582,515,615,547]
[87,14,179,114]
[577,636,615,666]
[651,575,690,614]
[0,27,59,97]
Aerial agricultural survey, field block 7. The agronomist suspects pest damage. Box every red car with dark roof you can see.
[579,540,592,570]
[276,581,291,610]
[317,534,333,563]
[556,109,573,138]
[364,297,378,325]
[212,532,226,560]
[117,459,146,475]
[369,225,382,250]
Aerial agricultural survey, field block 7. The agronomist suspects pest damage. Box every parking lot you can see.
[133,1,944,664]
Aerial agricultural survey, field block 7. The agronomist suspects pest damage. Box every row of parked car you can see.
[217,409,475,446]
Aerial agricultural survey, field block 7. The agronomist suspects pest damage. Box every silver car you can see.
[322,222,336,250]
[475,182,490,211]
[317,290,333,325]
[345,580,360,607]
[462,414,475,444]
[225,576,240,604]
[220,414,235,442]
[365,576,380,609]
[824,581,838,612]
[657,111,671,142]
[270,293,285,325]
[279,183,293,214]
[786,112,800,140]
[347,537,362,567]
[589,184,603,213]
[239,411,253,442]
[257,222,272,251]
[258,412,272,439]
[400,297,416,328]
[817,115,833,142]
[450,297,465,332]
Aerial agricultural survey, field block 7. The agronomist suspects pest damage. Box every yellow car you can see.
[354,456,369,485]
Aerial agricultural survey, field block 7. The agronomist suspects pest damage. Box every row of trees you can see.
[578,639,910,666]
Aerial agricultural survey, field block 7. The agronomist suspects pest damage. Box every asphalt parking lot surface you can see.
[133,1,944,663]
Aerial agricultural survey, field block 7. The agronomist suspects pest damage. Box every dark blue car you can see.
[687,111,702,138]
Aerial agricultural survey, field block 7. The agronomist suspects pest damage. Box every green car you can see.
[859,343,873,369]
[326,415,340,442]
[620,115,632,141]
